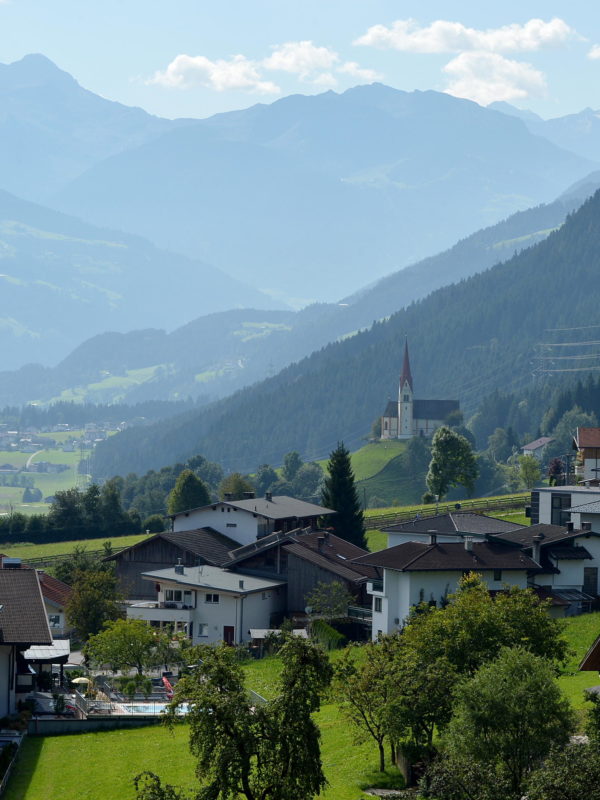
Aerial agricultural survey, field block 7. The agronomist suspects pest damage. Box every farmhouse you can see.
[380,339,459,440]
[169,493,334,545]
[522,436,555,462]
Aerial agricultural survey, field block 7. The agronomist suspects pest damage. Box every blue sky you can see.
[3,1,600,119]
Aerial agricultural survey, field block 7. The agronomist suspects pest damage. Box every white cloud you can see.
[149,54,280,94]
[310,72,339,88]
[338,61,382,82]
[443,51,547,105]
[263,41,339,78]
[588,45,600,60]
[355,17,576,54]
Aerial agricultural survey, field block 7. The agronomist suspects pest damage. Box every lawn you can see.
[316,440,407,482]
[363,492,530,519]
[0,532,151,560]
[5,654,391,800]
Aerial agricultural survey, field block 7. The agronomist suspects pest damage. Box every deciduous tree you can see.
[167,469,210,514]
[306,580,353,621]
[85,618,179,675]
[66,569,123,641]
[426,426,478,499]
[518,453,541,490]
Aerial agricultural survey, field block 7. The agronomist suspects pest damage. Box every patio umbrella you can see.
[71,677,91,684]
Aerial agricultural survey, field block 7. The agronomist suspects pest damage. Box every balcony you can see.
[128,603,193,625]
[367,580,383,593]
[348,605,372,622]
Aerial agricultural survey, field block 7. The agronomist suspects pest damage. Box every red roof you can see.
[574,427,600,449]
[37,571,72,608]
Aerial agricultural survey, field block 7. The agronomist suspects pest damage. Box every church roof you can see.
[400,339,413,391]
[413,399,459,421]
[383,400,398,418]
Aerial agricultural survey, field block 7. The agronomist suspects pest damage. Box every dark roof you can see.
[413,399,459,420]
[488,586,570,607]
[580,634,600,670]
[352,540,540,572]
[105,528,241,566]
[522,436,554,451]
[546,546,593,561]
[170,496,334,521]
[493,523,600,548]
[37,571,72,607]
[0,569,52,646]
[574,427,600,449]
[384,512,523,535]
[382,400,398,418]
[282,530,378,582]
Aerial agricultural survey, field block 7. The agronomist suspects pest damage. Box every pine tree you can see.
[321,442,366,548]
[167,469,210,514]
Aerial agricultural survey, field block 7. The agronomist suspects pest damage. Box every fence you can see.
[20,545,130,569]
[0,732,24,797]
[364,494,529,530]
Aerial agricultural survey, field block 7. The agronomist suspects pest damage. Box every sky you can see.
[3,1,600,120]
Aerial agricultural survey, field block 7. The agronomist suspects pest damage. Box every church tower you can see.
[397,339,414,439]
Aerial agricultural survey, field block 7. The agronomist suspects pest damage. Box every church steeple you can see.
[400,338,413,391]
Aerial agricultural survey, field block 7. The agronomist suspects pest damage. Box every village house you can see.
[0,566,52,716]
[573,427,600,482]
[530,485,600,528]
[169,493,334,544]
[353,537,541,639]
[521,436,555,462]
[382,511,523,547]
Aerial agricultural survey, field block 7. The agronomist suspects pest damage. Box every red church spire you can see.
[400,338,413,391]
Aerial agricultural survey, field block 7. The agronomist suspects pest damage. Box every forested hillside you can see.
[93,190,600,478]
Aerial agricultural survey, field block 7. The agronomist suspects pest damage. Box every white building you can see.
[170,494,334,546]
[521,436,555,462]
[530,486,600,529]
[383,511,523,548]
[128,563,285,646]
[573,427,600,482]
[353,538,540,639]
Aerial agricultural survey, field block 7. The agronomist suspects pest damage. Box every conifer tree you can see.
[167,469,210,514]
[321,442,366,548]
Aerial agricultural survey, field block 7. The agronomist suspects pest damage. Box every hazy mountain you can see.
[0,190,281,370]
[4,173,598,407]
[490,101,600,163]
[91,187,600,478]
[0,54,190,202]
[53,83,594,304]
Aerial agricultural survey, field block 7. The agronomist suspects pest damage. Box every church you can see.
[380,340,460,440]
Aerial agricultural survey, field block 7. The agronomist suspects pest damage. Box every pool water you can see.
[122,702,190,714]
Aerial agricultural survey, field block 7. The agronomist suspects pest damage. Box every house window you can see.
[205,593,220,604]
[197,624,209,637]
[262,592,271,600]
[183,590,194,607]
[374,597,382,613]
[551,493,571,526]
[48,614,61,628]
[493,570,502,582]
[403,394,410,402]
[165,589,183,602]
[226,523,237,528]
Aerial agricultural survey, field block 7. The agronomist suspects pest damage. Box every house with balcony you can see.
[530,485,600,528]
[128,563,285,646]
[169,493,334,545]
[382,511,523,548]
[573,427,600,482]
[352,536,541,639]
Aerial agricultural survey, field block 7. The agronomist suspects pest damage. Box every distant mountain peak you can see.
[0,53,76,88]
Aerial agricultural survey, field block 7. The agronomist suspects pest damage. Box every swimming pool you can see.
[121,702,190,715]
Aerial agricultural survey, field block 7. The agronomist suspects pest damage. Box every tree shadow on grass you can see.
[3,735,44,800]
[359,765,405,791]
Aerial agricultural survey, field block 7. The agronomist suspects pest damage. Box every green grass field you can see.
[363,493,530,519]
[0,532,151,560]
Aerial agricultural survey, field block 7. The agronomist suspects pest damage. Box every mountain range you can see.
[2,173,597,407]
[91,187,600,478]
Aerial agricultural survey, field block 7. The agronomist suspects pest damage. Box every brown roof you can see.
[37,571,72,607]
[580,634,600,670]
[352,540,541,572]
[105,528,241,566]
[522,436,554,451]
[384,512,523,536]
[574,427,600,449]
[282,530,377,582]
[0,569,52,646]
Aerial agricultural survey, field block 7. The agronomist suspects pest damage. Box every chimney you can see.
[427,530,437,545]
[583,522,592,532]
[566,521,574,532]
[243,491,255,499]
[265,491,272,502]
[532,534,543,564]
[174,558,184,575]
[464,537,473,552]
[317,536,325,551]
[224,492,233,501]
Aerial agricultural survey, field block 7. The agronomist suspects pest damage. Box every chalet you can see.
[128,565,285,646]
[383,511,523,547]
[522,436,555,462]
[169,493,334,545]
[104,529,241,600]
[573,427,600,482]
[0,567,52,715]
[353,538,541,639]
